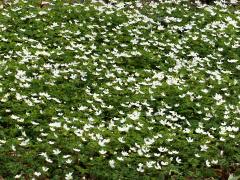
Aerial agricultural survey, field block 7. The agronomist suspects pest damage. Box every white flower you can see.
[63,155,71,158]
[42,166,49,172]
[195,128,204,134]
[117,156,124,161]
[118,137,125,143]
[230,0,237,3]
[220,150,224,156]
[144,138,155,145]
[11,115,19,120]
[206,160,211,167]
[39,152,48,158]
[39,11,47,15]
[220,137,225,141]
[128,111,141,121]
[186,137,193,143]
[20,139,29,146]
[211,160,218,164]
[161,161,169,166]
[229,134,235,138]
[114,86,122,91]
[137,163,144,172]
[109,160,115,168]
[121,151,129,157]
[98,138,110,147]
[155,162,161,169]
[66,159,72,164]
[176,157,182,163]
[153,72,164,80]
[99,149,107,155]
[0,139,6,144]
[137,149,143,156]
[200,144,208,152]
[195,154,200,158]
[49,122,61,128]
[48,141,55,145]
[73,148,80,152]
[46,157,53,163]
[213,93,222,101]
[201,89,209,93]
[16,93,23,100]
[166,76,178,85]
[65,172,73,180]
[227,59,238,63]
[34,172,41,177]
[146,161,155,168]
[12,145,16,151]
[53,149,61,155]
[183,128,191,133]
[158,146,168,152]
[14,174,22,179]
[78,106,88,111]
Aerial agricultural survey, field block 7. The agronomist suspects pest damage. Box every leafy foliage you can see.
[0,0,239,179]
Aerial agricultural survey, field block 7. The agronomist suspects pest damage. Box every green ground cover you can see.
[0,0,239,179]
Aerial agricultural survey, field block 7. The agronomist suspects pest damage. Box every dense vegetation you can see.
[0,0,239,179]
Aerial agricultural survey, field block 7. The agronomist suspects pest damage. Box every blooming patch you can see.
[0,0,239,179]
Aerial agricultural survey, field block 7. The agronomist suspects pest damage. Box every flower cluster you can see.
[0,0,239,179]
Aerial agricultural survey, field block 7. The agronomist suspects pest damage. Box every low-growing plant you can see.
[0,0,239,179]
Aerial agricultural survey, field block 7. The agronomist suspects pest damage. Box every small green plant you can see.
[0,0,239,179]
